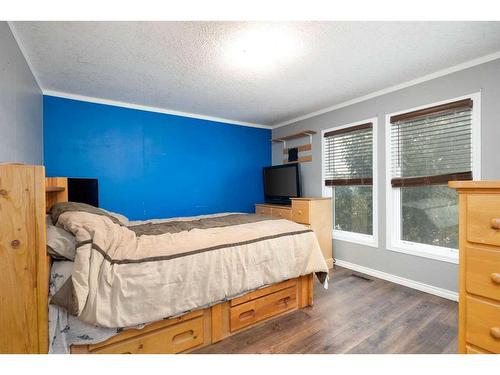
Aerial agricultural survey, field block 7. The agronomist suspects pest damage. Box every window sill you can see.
[333,229,378,248]
[387,240,459,264]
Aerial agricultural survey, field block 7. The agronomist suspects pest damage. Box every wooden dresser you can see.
[449,181,500,354]
[255,197,333,268]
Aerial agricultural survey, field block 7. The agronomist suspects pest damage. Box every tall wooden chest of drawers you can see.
[449,181,500,354]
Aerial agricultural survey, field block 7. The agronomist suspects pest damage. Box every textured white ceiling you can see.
[10,21,500,126]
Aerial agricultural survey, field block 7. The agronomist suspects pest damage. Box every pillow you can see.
[101,209,129,225]
[46,215,77,261]
[49,201,125,226]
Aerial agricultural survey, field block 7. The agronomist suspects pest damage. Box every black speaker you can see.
[288,147,298,162]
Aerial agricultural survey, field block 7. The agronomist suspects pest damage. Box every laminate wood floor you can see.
[194,265,458,354]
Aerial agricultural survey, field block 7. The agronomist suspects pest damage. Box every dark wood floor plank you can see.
[399,304,458,354]
[308,286,427,354]
[194,265,458,354]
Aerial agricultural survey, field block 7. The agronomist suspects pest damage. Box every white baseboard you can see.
[334,259,458,302]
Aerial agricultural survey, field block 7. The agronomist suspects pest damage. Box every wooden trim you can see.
[210,303,224,343]
[282,143,312,155]
[390,98,473,123]
[324,122,372,138]
[45,186,65,192]
[391,171,472,187]
[272,130,316,143]
[325,178,373,186]
[457,192,467,354]
[35,167,49,353]
[298,274,314,308]
[230,279,297,307]
[449,180,500,190]
[283,155,312,164]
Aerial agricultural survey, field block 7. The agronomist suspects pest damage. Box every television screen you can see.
[68,178,99,207]
[263,164,301,204]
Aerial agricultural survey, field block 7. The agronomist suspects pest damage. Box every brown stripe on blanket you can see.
[128,213,278,236]
[75,228,314,264]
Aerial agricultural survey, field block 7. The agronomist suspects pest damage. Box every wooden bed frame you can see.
[0,164,315,354]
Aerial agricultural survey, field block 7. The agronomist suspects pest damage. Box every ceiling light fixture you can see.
[225,25,299,71]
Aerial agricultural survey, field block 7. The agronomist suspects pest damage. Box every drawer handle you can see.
[173,329,196,343]
[491,273,500,284]
[298,210,302,215]
[491,218,500,229]
[239,309,255,321]
[490,327,500,340]
[278,296,292,306]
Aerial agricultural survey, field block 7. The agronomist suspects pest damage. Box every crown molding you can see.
[272,50,500,128]
[43,90,272,129]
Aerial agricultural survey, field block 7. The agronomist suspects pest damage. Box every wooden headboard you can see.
[0,165,70,353]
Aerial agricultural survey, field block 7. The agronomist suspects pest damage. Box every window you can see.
[386,94,481,263]
[322,119,377,247]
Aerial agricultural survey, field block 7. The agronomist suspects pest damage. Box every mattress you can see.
[48,208,329,353]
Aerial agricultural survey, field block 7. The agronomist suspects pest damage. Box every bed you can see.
[0,167,329,354]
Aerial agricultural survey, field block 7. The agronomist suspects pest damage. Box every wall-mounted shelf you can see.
[46,186,66,193]
[272,130,316,164]
[271,130,317,143]
[283,156,312,164]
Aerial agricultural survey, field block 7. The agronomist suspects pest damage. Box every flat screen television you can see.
[68,178,99,207]
[263,164,301,205]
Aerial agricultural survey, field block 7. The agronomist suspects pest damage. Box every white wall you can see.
[0,22,43,164]
[272,58,500,294]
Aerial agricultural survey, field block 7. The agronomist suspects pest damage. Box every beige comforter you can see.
[50,203,329,328]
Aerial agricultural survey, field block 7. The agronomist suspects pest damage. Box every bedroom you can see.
[1,0,499,372]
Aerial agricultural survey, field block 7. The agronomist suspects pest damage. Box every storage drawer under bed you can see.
[229,285,298,332]
[90,316,205,354]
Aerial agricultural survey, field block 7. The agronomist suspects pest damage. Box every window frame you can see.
[322,117,378,248]
[385,93,481,264]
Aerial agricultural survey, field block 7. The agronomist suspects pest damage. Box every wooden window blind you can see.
[390,99,473,188]
[324,123,373,186]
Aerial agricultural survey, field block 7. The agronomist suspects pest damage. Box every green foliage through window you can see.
[334,186,373,235]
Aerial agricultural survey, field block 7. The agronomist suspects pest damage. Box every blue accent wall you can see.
[43,96,271,220]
